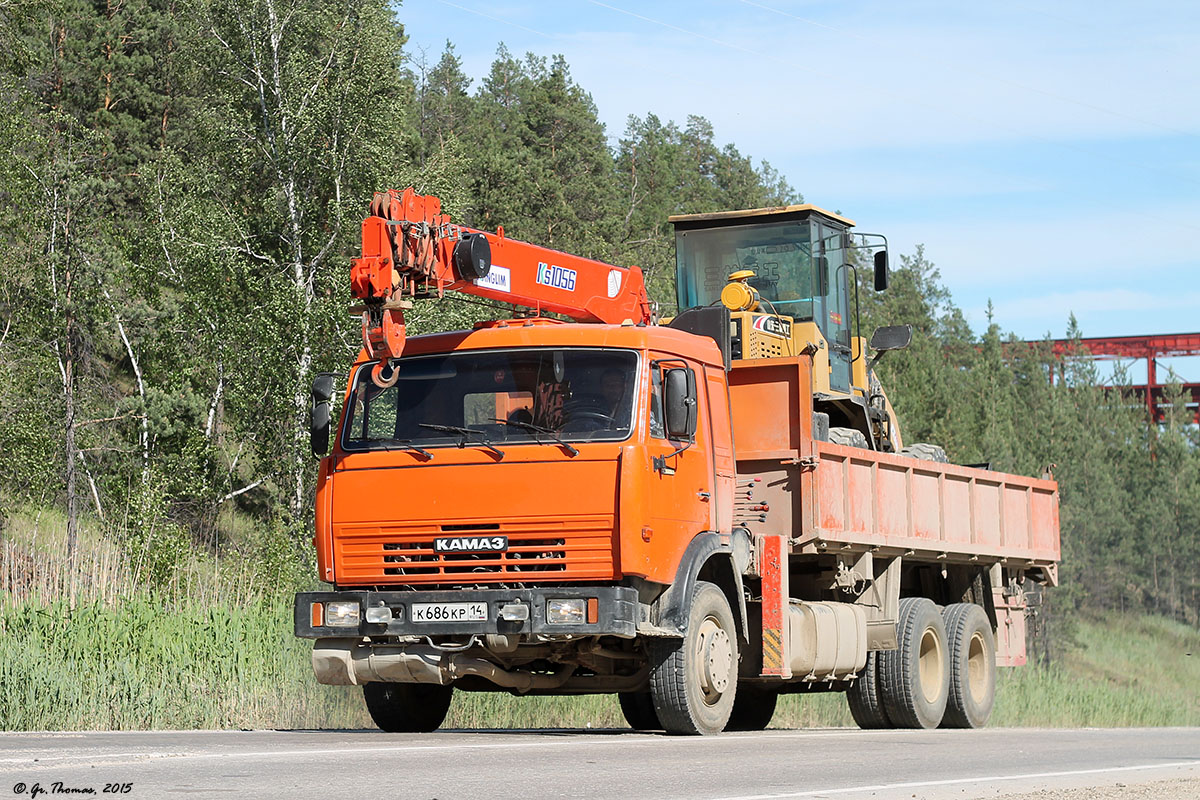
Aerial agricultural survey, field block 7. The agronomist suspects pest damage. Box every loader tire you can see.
[940,603,996,729]
[829,426,869,449]
[649,581,738,735]
[618,691,662,731]
[878,597,949,729]
[362,681,453,733]
[899,443,949,463]
[846,651,891,729]
[725,684,778,731]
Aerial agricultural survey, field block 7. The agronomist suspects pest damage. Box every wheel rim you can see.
[918,625,944,704]
[695,615,733,705]
[967,631,989,705]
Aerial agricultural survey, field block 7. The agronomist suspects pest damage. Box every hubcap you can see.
[696,616,733,704]
[967,631,989,705]
[918,625,944,704]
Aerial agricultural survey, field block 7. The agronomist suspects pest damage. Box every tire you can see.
[829,426,869,449]
[649,581,739,735]
[725,684,778,731]
[899,443,949,463]
[941,603,996,728]
[846,651,891,729]
[362,681,454,733]
[878,597,949,729]
[618,691,662,731]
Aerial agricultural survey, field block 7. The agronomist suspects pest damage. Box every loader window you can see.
[341,348,640,452]
[675,220,815,319]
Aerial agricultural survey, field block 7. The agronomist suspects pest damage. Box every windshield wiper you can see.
[418,424,505,459]
[490,418,579,457]
[373,439,434,460]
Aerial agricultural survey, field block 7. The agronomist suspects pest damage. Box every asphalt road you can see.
[0,727,1197,800]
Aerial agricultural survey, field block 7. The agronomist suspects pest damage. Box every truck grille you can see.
[333,516,616,584]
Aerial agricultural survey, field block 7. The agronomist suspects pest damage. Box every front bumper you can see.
[294,586,638,640]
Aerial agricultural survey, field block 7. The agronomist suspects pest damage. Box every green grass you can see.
[0,597,370,730]
[990,612,1200,728]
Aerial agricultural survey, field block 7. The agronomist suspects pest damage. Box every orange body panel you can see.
[323,322,726,588]
[728,353,1060,570]
[810,442,1059,566]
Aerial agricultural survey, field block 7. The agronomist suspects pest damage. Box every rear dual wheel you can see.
[941,603,996,728]
[846,650,890,729]
[878,597,949,729]
[848,599,996,730]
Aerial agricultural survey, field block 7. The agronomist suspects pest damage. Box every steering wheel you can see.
[567,410,614,426]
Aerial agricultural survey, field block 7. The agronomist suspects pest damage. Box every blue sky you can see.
[397,1,1199,380]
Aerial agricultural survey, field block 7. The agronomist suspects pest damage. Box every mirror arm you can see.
[653,439,694,474]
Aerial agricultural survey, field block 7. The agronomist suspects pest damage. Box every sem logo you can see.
[536,262,577,291]
[433,536,509,553]
[753,315,793,339]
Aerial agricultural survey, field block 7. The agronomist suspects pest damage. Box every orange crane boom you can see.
[350,188,653,385]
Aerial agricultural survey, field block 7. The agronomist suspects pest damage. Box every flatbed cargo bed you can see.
[728,355,1060,580]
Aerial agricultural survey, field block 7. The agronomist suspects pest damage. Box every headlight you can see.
[325,601,360,627]
[546,598,586,624]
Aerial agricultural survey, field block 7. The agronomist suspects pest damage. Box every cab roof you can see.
[354,320,726,369]
[668,203,854,228]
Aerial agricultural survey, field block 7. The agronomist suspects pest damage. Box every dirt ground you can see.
[972,777,1200,799]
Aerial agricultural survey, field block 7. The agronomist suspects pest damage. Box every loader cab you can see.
[670,205,855,393]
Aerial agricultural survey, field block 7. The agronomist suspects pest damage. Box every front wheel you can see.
[649,581,739,735]
[362,682,454,732]
[725,684,778,731]
[617,691,662,731]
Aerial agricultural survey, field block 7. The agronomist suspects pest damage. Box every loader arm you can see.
[351,188,653,385]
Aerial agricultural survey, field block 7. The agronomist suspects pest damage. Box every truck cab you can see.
[299,320,741,729]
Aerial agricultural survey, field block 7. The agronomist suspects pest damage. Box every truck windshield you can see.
[675,220,815,319]
[341,349,639,452]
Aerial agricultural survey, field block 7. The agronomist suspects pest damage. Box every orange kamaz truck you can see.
[294,189,1060,735]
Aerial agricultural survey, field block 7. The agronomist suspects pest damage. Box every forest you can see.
[1,0,1197,652]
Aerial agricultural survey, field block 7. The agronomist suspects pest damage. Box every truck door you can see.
[705,365,734,534]
[647,356,711,552]
[817,221,852,394]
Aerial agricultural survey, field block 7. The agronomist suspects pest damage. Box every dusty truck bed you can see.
[726,354,1061,574]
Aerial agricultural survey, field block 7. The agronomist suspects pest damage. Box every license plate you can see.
[411,602,489,623]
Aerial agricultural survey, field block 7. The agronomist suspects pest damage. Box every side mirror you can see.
[310,373,337,457]
[870,324,912,352]
[873,250,889,291]
[816,256,829,297]
[663,367,698,440]
[312,373,335,403]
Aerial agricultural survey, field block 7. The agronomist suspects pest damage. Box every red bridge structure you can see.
[1031,333,1200,422]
